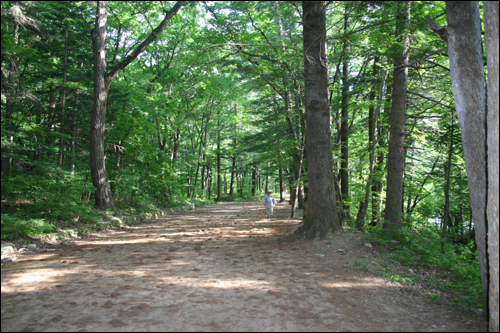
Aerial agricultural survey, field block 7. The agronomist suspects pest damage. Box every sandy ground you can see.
[1,200,487,332]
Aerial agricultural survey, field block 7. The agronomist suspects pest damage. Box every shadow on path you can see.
[1,201,486,332]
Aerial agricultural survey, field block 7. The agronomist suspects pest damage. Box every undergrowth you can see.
[1,171,265,241]
[365,221,482,311]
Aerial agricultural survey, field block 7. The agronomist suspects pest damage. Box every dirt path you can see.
[1,201,486,332]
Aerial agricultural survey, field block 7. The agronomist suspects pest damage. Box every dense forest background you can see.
[1,0,472,236]
[1,1,498,327]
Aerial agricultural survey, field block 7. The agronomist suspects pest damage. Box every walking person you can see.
[263,190,277,218]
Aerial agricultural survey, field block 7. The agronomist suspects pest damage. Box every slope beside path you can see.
[1,201,486,332]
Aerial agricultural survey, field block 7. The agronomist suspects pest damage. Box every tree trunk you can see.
[90,0,183,210]
[251,167,257,196]
[485,1,499,330]
[206,160,212,200]
[290,147,304,218]
[356,126,386,230]
[294,1,340,239]
[279,160,284,202]
[90,1,115,210]
[58,24,69,168]
[1,21,20,177]
[71,92,79,178]
[383,1,410,233]
[426,0,489,319]
[47,88,57,161]
[445,0,489,319]
[371,81,391,226]
[229,155,236,196]
[443,109,454,230]
[340,3,350,218]
[217,125,222,202]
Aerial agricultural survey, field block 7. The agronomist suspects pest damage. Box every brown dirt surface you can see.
[1,200,487,332]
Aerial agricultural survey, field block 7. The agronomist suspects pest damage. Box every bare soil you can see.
[1,200,487,332]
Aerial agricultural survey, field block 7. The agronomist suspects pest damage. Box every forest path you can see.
[1,201,485,332]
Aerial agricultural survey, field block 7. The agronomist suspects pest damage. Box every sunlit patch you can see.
[320,278,396,289]
[165,277,273,290]
[3,270,73,292]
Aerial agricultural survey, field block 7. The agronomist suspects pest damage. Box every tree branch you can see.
[387,47,447,71]
[425,15,449,43]
[107,1,184,82]
[408,90,455,110]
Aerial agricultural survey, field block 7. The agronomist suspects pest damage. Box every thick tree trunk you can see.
[485,1,499,331]
[383,1,410,233]
[294,1,340,239]
[445,0,489,319]
[426,0,489,320]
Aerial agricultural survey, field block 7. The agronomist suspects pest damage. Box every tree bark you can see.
[294,1,340,239]
[90,1,115,210]
[383,1,410,233]
[445,0,489,319]
[485,1,499,330]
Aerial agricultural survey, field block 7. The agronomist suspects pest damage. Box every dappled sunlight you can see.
[2,265,81,293]
[164,277,273,290]
[320,278,398,290]
[2,200,482,332]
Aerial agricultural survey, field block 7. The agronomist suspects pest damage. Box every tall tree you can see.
[383,1,411,233]
[294,1,340,239]
[89,1,183,210]
[426,0,489,321]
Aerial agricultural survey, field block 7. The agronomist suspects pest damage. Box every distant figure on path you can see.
[263,190,277,218]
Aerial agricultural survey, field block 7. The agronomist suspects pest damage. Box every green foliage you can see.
[1,215,55,240]
[220,194,261,202]
[366,222,482,309]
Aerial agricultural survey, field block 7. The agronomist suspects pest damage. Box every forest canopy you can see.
[1,1,472,234]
